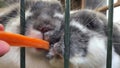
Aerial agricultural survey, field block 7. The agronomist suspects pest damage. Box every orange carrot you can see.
[0,31,49,50]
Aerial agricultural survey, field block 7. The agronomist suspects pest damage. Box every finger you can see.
[0,24,4,31]
[0,40,10,57]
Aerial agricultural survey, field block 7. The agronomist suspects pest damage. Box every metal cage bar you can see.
[20,0,26,68]
[64,0,71,68]
[106,0,114,68]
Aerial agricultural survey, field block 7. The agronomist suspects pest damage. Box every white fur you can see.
[70,34,107,68]
[70,10,80,14]
[5,16,20,33]
[70,20,88,33]
[25,9,33,19]
[0,46,20,68]
[54,12,63,19]
[69,23,120,68]
[112,49,120,68]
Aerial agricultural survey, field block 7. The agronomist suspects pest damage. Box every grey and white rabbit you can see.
[0,0,64,68]
[47,9,120,68]
[0,0,120,68]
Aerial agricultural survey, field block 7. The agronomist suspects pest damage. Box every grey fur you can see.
[26,0,64,42]
[48,9,107,57]
[47,9,120,68]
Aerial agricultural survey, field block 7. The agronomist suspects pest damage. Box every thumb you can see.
[0,24,4,31]
[0,40,10,57]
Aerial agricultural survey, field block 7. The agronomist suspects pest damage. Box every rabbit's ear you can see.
[30,1,47,12]
[82,11,106,31]
[50,1,63,13]
[71,10,107,33]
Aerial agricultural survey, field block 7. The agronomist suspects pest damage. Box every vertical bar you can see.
[81,0,86,9]
[106,0,114,68]
[64,0,71,68]
[20,0,26,68]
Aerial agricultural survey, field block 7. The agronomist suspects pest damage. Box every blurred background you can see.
[0,0,119,22]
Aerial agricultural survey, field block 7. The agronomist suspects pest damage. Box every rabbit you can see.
[0,0,63,68]
[47,9,120,68]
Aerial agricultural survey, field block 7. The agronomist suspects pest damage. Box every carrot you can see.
[0,31,49,50]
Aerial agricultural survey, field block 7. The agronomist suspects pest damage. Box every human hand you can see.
[0,24,10,57]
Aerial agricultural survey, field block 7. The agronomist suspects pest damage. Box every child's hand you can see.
[0,24,10,57]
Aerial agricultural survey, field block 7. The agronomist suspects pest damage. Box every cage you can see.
[0,0,120,68]
[19,0,116,68]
